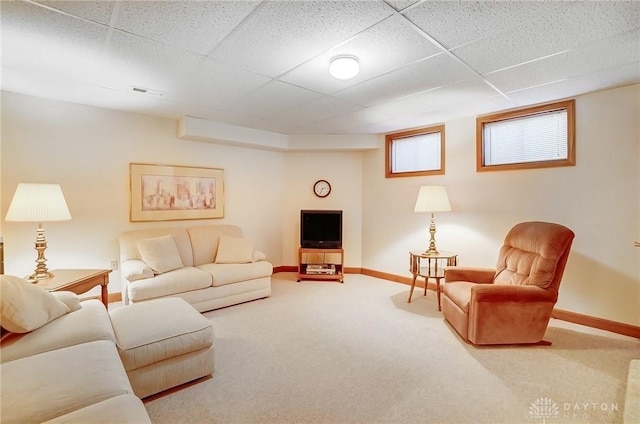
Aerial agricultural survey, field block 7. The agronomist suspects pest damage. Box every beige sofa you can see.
[0,276,151,423]
[1,275,215,422]
[119,224,272,312]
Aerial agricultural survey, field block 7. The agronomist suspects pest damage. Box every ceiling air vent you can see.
[131,86,164,97]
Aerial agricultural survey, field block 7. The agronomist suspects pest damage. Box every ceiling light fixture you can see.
[329,55,360,80]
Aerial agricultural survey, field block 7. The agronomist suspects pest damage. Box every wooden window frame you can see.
[385,124,445,178]
[476,99,576,172]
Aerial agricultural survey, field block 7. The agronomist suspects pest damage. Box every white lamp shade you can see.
[5,183,71,222]
[329,56,360,80]
[414,186,451,213]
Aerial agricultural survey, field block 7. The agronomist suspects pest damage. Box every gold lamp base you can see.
[424,213,440,255]
[27,225,54,282]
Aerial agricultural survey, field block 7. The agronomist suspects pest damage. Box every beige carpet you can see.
[144,273,639,424]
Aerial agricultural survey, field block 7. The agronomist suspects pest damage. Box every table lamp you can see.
[414,185,451,255]
[5,183,71,281]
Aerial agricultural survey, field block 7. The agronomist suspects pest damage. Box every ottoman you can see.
[109,297,214,398]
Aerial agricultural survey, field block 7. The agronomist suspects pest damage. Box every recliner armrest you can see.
[471,284,557,303]
[444,267,495,283]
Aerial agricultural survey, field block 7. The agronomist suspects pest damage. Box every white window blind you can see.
[392,132,441,173]
[483,109,568,166]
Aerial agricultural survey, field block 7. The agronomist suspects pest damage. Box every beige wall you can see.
[2,84,639,326]
[1,92,285,295]
[281,151,363,268]
[362,84,640,326]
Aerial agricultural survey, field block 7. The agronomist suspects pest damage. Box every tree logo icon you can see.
[529,397,559,423]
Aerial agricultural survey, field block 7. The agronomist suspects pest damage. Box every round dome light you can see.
[329,55,360,80]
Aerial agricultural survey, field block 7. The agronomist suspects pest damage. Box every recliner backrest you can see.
[493,221,575,290]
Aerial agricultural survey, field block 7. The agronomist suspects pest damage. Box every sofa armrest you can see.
[444,267,495,283]
[121,260,154,282]
[252,250,267,262]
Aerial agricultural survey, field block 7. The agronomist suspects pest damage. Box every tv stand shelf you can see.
[297,247,344,283]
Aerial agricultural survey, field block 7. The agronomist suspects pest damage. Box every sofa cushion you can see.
[198,261,273,287]
[137,235,184,274]
[214,235,253,264]
[0,340,133,423]
[0,299,116,364]
[110,297,213,371]
[43,394,151,424]
[127,267,212,302]
[0,275,70,333]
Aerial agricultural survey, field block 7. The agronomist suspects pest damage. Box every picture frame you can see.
[130,163,224,222]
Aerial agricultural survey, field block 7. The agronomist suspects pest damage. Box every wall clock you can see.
[313,179,331,198]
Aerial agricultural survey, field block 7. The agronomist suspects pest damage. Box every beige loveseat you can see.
[119,224,273,312]
[0,275,151,423]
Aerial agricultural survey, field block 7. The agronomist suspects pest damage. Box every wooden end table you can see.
[408,250,457,311]
[35,269,111,307]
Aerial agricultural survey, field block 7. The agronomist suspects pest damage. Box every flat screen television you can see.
[300,210,343,249]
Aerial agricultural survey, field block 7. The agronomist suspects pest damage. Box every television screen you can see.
[300,210,342,249]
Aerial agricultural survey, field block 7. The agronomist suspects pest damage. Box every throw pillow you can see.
[0,275,70,333]
[137,235,184,274]
[215,235,254,264]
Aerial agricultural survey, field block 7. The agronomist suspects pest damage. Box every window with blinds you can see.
[385,124,445,178]
[476,100,575,172]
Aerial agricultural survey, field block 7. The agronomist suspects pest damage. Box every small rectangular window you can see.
[477,100,575,172]
[386,125,445,178]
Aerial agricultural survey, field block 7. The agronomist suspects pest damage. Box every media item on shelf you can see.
[306,264,336,275]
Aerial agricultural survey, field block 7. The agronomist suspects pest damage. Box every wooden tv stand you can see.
[297,247,344,283]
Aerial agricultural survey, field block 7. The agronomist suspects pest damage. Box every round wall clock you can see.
[313,179,331,198]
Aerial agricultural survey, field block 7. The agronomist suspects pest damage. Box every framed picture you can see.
[130,163,224,222]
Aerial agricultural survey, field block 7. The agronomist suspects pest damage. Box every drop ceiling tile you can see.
[1,1,108,55]
[1,64,175,119]
[363,95,516,134]
[1,1,109,83]
[405,1,556,50]
[35,1,116,25]
[102,31,203,91]
[173,105,247,128]
[225,80,322,120]
[281,14,442,94]
[486,29,640,93]
[209,1,392,77]
[165,57,271,110]
[113,1,260,55]
[454,1,640,75]
[366,78,502,121]
[383,0,422,13]
[297,106,392,134]
[335,53,475,107]
[507,62,640,107]
[269,96,364,129]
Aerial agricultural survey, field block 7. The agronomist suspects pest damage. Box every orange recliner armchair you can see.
[442,221,575,345]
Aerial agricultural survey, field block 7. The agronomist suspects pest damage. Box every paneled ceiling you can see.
[2,0,639,136]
